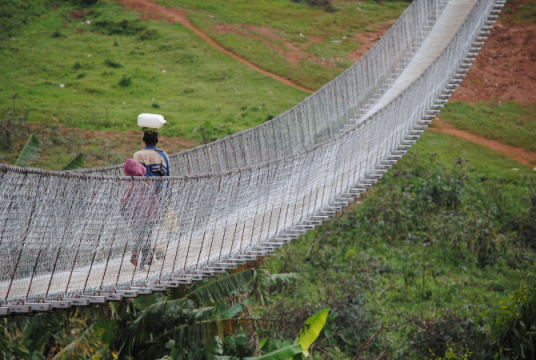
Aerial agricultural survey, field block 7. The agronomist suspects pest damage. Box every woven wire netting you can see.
[0,0,497,304]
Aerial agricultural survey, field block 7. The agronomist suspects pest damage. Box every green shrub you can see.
[407,312,478,359]
[104,58,123,68]
[290,0,335,12]
[51,29,64,38]
[477,273,536,359]
[60,0,99,6]
[118,75,131,87]
[93,19,145,36]
[519,182,536,249]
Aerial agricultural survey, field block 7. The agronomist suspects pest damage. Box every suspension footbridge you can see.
[0,0,505,315]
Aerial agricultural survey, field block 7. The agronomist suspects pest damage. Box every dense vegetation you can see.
[0,268,306,360]
[263,132,536,358]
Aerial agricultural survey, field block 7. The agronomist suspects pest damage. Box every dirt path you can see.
[116,0,314,93]
[430,121,536,168]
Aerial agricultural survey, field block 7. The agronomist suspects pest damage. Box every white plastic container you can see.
[138,113,167,129]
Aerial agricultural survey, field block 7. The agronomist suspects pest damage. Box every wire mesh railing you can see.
[0,0,502,310]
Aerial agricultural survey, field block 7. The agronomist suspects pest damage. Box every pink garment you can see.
[124,159,146,176]
[121,159,160,224]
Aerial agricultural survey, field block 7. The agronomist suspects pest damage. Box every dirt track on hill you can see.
[430,121,536,167]
[116,0,314,93]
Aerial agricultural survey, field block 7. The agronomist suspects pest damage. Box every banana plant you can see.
[243,306,330,360]
[61,153,86,171]
[0,268,300,360]
[14,134,42,168]
[13,133,85,170]
[113,268,299,360]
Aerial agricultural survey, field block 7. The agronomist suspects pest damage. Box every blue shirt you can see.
[133,147,170,177]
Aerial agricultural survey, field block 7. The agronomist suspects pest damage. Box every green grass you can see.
[261,131,535,358]
[0,0,50,40]
[0,0,308,140]
[415,130,535,179]
[153,0,409,89]
[502,0,536,24]
[441,101,536,153]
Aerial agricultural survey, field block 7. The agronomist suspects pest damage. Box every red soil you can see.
[452,19,536,103]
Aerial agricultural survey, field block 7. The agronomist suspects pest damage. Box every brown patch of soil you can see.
[75,28,104,36]
[71,10,86,19]
[349,27,390,63]
[430,120,536,167]
[73,129,195,160]
[452,16,536,103]
[115,0,314,92]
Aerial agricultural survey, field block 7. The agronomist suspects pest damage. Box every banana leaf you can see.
[296,306,330,356]
[15,134,42,168]
[61,153,86,170]
[244,344,303,360]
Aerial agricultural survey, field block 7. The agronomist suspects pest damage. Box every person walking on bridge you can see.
[126,130,170,270]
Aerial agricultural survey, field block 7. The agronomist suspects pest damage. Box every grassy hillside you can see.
[154,0,410,90]
[0,0,309,168]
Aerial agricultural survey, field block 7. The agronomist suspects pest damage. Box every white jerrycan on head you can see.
[138,113,167,129]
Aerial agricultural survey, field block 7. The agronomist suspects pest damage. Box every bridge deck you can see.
[364,0,478,119]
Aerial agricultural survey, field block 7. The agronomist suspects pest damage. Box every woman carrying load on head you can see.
[121,159,161,271]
